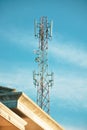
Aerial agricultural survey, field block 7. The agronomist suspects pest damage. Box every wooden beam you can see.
[0,102,27,130]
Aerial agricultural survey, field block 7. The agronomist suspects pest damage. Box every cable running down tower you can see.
[33,16,53,114]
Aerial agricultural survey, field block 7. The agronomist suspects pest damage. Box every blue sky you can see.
[0,0,87,130]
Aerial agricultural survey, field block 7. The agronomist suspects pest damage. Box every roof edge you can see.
[18,93,64,130]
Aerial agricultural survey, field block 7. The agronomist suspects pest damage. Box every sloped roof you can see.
[0,86,16,94]
[0,86,64,130]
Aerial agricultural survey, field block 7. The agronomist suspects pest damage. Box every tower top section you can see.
[34,16,53,41]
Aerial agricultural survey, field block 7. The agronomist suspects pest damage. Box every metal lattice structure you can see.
[33,16,53,114]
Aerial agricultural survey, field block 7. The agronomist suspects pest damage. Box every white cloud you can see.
[49,40,87,68]
[0,28,37,49]
[64,125,86,130]
[0,68,35,95]
[51,74,87,109]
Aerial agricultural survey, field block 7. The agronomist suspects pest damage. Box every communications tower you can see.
[33,16,53,114]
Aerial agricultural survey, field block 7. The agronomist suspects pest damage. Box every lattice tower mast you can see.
[33,16,53,114]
